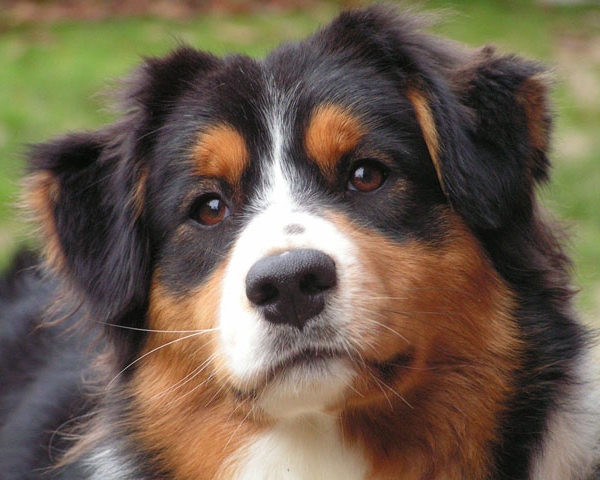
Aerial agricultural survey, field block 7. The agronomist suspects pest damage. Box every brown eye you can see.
[347,161,387,192]
[192,195,231,226]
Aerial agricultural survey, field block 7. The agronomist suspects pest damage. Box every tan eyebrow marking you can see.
[406,89,445,193]
[517,75,550,153]
[191,123,250,187]
[305,104,366,182]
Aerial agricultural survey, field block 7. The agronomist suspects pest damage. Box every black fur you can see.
[0,254,93,479]
[1,6,597,479]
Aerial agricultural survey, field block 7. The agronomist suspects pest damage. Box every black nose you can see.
[245,249,337,329]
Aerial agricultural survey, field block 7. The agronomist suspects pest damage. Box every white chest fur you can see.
[232,414,369,480]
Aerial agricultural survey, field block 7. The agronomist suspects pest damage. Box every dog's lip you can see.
[262,347,415,382]
[231,349,414,401]
[266,347,349,384]
[273,347,348,372]
[231,347,349,400]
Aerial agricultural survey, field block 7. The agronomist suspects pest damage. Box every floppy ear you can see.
[317,6,552,230]
[26,132,149,324]
[411,46,552,230]
[25,47,218,325]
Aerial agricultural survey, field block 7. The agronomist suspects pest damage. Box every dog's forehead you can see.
[183,51,415,173]
[146,43,426,225]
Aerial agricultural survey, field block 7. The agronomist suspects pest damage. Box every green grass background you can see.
[1,0,599,320]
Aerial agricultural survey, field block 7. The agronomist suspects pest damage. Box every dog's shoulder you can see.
[0,251,97,478]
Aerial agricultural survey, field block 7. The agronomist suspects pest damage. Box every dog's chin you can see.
[238,355,355,419]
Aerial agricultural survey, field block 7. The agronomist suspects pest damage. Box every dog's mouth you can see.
[263,347,349,384]
[277,347,344,369]
[230,347,348,399]
[232,347,415,403]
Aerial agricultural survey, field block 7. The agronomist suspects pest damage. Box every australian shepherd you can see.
[1,5,599,479]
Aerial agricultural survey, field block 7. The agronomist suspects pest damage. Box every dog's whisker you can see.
[367,371,394,410]
[223,403,256,452]
[107,331,217,387]
[210,377,231,403]
[159,353,221,408]
[148,352,216,402]
[360,318,411,345]
[364,308,475,342]
[47,412,96,461]
[226,395,253,423]
[100,322,221,335]
[364,286,480,302]
[367,370,414,410]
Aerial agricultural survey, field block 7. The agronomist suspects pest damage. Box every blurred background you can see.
[1,0,599,321]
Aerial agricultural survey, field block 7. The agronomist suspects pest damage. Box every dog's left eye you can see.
[347,160,388,193]
[190,194,231,226]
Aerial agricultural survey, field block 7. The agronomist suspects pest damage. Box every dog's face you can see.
[27,7,554,475]
[143,43,463,417]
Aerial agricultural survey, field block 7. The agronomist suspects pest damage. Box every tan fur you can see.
[130,265,262,479]
[406,88,445,194]
[517,75,551,153]
[305,104,365,181]
[192,124,250,190]
[328,210,521,479]
[22,171,65,271]
[131,165,149,219]
[131,209,521,479]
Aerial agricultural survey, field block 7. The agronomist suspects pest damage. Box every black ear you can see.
[441,47,552,229]
[26,131,150,324]
[25,47,218,325]
[409,45,552,230]
[318,6,552,230]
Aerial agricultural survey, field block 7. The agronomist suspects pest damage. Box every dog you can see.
[1,5,599,479]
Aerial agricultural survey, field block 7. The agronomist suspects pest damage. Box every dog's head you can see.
[27,4,551,451]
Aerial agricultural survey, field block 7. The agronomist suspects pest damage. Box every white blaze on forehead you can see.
[216,82,361,415]
[252,78,298,214]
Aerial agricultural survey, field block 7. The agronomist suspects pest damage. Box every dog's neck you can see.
[227,414,368,480]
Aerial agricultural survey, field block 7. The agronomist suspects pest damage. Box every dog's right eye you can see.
[190,194,231,226]
[347,160,388,193]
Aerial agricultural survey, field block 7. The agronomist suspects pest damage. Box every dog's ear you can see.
[26,132,148,324]
[25,47,218,323]
[410,46,552,230]
[445,47,551,230]
[318,6,552,230]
